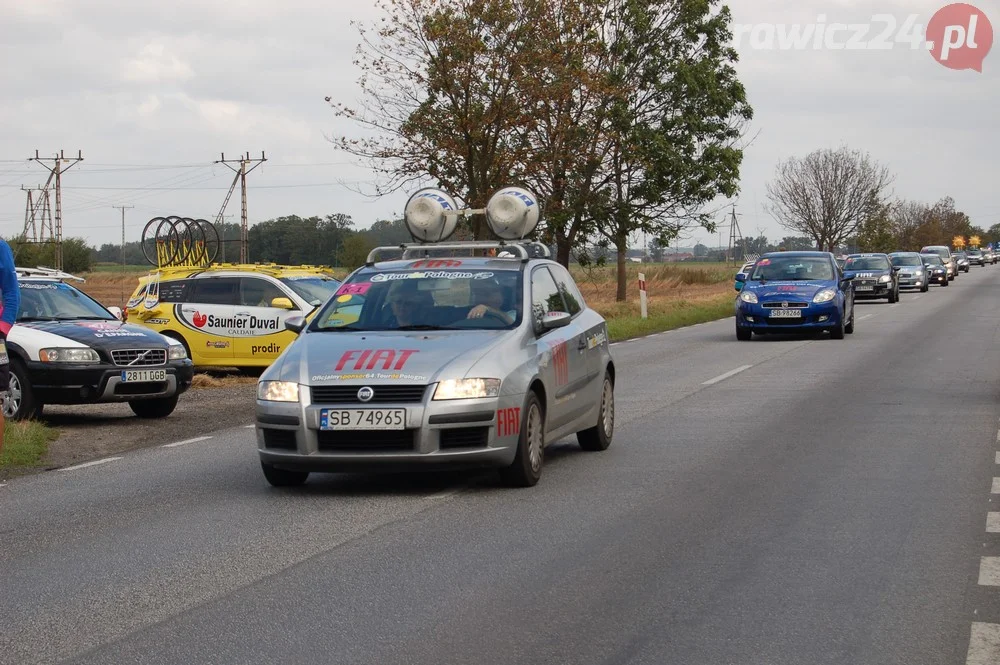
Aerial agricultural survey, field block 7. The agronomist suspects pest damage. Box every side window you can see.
[158,280,190,303]
[530,267,568,332]
[239,277,289,308]
[547,264,585,316]
[188,277,240,305]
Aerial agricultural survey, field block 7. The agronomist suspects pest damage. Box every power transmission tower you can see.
[21,180,55,243]
[727,205,745,266]
[28,150,84,270]
[214,151,266,263]
[113,205,134,307]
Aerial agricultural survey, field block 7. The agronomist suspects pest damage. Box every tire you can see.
[578,372,614,452]
[499,392,544,487]
[830,315,845,339]
[736,325,752,341]
[3,360,43,421]
[129,394,179,418]
[261,461,309,487]
[845,307,855,334]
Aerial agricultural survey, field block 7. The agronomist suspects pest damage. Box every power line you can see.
[214,151,266,263]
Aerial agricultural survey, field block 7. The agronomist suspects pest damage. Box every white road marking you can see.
[987,513,1000,533]
[60,457,123,472]
[967,623,1000,664]
[979,558,1000,586]
[858,314,874,321]
[992,478,1000,494]
[889,304,899,308]
[702,365,753,386]
[911,295,923,301]
[162,435,214,448]
[996,430,1000,443]
[244,424,255,429]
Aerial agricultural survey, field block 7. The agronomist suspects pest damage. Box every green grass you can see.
[0,420,59,475]
[89,263,149,273]
[606,293,735,342]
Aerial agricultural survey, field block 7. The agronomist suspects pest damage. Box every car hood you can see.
[15,319,170,349]
[272,329,511,386]
[745,281,834,299]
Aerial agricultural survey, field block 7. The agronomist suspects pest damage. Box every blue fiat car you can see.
[734,251,855,341]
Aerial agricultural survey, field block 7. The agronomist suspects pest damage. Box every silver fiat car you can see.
[254,241,616,488]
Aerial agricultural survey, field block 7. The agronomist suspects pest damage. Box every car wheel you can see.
[3,360,43,421]
[261,461,309,487]
[577,372,614,452]
[500,391,544,487]
[736,324,752,341]
[129,394,179,419]
[845,308,855,334]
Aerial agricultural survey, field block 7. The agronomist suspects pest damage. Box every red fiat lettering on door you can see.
[335,349,418,371]
[552,341,569,387]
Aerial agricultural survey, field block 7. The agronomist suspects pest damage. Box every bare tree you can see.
[765,147,894,252]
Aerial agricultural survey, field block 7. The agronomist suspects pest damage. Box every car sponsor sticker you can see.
[251,343,281,355]
[334,349,418,371]
[144,318,170,325]
[310,372,427,382]
[410,259,463,269]
[497,407,521,437]
[206,340,230,349]
[370,271,494,282]
[21,283,58,290]
[587,331,607,349]
[552,341,569,387]
[335,282,371,296]
[77,322,150,338]
[182,310,281,337]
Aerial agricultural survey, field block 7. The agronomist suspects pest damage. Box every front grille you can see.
[899,273,913,278]
[114,382,168,396]
[440,427,489,449]
[857,279,877,286]
[762,301,808,309]
[262,429,297,450]
[317,430,415,452]
[111,349,166,367]
[310,385,427,404]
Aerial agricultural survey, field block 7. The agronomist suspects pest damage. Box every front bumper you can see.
[897,273,926,288]
[852,280,893,297]
[26,360,194,404]
[256,388,525,472]
[736,301,842,331]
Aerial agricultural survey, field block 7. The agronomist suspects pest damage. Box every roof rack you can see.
[365,241,550,266]
[15,266,85,283]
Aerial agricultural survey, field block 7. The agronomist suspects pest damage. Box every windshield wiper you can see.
[315,325,366,332]
[73,316,115,320]
[395,325,458,331]
[18,316,59,322]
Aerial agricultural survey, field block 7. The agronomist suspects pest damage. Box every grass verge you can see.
[604,293,734,342]
[0,420,60,476]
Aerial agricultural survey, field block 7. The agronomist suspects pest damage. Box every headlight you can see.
[38,348,100,363]
[813,288,836,303]
[257,381,299,402]
[739,292,758,303]
[879,275,892,283]
[914,269,924,275]
[167,344,187,360]
[433,378,501,400]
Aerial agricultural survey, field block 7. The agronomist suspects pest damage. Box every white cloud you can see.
[123,43,194,84]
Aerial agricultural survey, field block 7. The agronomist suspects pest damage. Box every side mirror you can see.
[284,315,306,334]
[271,297,295,310]
[541,311,572,331]
[735,272,748,283]
[107,306,124,321]
[891,266,901,272]
[841,274,855,281]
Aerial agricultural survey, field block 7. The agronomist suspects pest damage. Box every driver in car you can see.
[387,281,434,327]
[467,278,516,325]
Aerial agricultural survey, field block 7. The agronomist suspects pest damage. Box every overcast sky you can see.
[0,0,996,254]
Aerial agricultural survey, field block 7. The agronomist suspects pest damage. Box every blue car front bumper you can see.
[736,301,843,331]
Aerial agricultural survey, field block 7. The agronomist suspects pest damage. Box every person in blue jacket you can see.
[0,239,20,455]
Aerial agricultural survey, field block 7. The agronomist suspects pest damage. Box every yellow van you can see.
[125,263,345,368]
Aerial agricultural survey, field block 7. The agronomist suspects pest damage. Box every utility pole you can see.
[214,151,266,263]
[113,205,134,308]
[21,180,55,243]
[28,150,83,270]
[728,205,745,267]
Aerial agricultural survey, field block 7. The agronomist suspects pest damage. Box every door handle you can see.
[577,336,587,351]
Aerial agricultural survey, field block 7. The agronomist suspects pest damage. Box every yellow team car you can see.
[125,263,344,368]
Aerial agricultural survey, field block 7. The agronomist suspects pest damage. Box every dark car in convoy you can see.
[919,254,949,287]
[920,245,957,280]
[842,253,900,303]
[888,252,930,292]
[953,250,971,272]
[966,248,986,266]
[734,251,855,340]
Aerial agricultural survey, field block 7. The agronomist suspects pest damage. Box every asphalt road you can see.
[4,267,1000,664]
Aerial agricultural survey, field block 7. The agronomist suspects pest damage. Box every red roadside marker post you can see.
[639,273,648,319]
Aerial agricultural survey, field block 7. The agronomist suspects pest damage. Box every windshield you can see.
[921,255,944,265]
[313,268,523,331]
[969,250,982,255]
[749,256,835,281]
[890,255,922,267]
[844,256,890,271]
[279,275,342,307]
[18,281,116,321]
[954,252,967,258]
